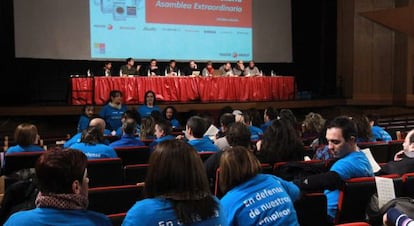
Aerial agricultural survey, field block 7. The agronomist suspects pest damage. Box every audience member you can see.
[214,113,235,151]
[182,60,199,76]
[140,116,156,140]
[232,109,244,123]
[64,117,111,148]
[99,90,127,131]
[77,105,95,133]
[102,62,112,77]
[219,146,300,226]
[376,129,414,175]
[4,149,111,226]
[247,108,263,128]
[351,114,376,142]
[383,207,414,226]
[119,57,141,76]
[149,119,175,151]
[243,112,263,141]
[260,106,278,132]
[301,112,326,145]
[137,90,161,118]
[232,60,245,76]
[122,140,226,225]
[69,126,118,159]
[162,105,181,129]
[218,62,234,76]
[6,123,43,154]
[165,59,179,76]
[367,113,392,142]
[202,60,215,76]
[244,60,260,76]
[293,116,374,222]
[279,108,301,136]
[109,119,145,148]
[183,116,219,152]
[204,122,251,189]
[256,118,305,164]
[114,109,141,137]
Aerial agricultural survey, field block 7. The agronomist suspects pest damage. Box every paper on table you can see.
[360,148,381,173]
[375,176,396,208]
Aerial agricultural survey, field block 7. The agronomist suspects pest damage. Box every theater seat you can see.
[87,158,123,187]
[107,212,126,226]
[294,192,330,226]
[113,146,150,165]
[123,163,149,185]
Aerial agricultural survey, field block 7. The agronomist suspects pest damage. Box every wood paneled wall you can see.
[337,0,414,106]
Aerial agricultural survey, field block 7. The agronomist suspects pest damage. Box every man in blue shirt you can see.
[149,119,175,151]
[64,117,111,148]
[183,116,219,152]
[109,119,145,148]
[294,116,374,222]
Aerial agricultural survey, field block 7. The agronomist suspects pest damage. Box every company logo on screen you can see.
[107,24,113,30]
[93,43,106,54]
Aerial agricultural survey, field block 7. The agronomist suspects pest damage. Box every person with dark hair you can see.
[243,112,263,141]
[102,62,112,77]
[367,113,392,142]
[77,105,95,133]
[6,123,43,154]
[4,149,111,226]
[219,146,300,226]
[114,109,141,137]
[214,113,235,151]
[293,116,374,222]
[279,108,300,136]
[149,119,175,151]
[201,60,215,76]
[69,126,118,159]
[182,60,199,76]
[204,122,252,189]
[244,60,260,76]
[260,106,278,132]
[109,119,145,148]
[143,59,161,76]
[99,90,127,131]
[218,62,234,76]
[232,60,245,76]
[162,105,181,129]
[120,57,141,76]
[122,140,226,225]
[351,114,376,142]
[256,118,305,165]
[64,117,111,148]
[165,59,179,76]
[184,116,219,152]
[137,90,161,118]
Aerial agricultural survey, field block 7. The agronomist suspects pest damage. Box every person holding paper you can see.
[383,207,414,226]
[376,129,414,175]
[180,116,219,152]
[293,116,374,222]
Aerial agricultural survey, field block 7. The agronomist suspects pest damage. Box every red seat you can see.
[107,212,126,226]
[123,163,149,185]
[114,146,150,165]
[198,151,216,162]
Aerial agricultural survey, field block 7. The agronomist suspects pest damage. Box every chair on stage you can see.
[88,184,143,215]
[113,146,150,165]
[87,158,123,188]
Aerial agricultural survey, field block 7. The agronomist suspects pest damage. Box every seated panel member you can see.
[119,57,141,76]
[244,60,261,76]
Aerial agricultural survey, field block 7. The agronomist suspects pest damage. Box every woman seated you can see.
[6,123,44,155]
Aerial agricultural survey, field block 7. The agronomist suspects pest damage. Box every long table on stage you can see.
[70,76,295,105]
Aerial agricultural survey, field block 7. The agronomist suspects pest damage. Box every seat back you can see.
[387,140,403,162]
[88,184,143,215]
[107,212,126,226]
[123,163,150,185]
[294,192,330,226]
[358,142,389,163]
[3,151,44,175]
[114,146,150,165]
[273,160,327,181]
[198,151,216,162]
[402,172,414,198]
[260,163,273,174]
[87,158,123,187]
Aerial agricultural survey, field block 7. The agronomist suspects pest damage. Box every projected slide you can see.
[90,0,252,61]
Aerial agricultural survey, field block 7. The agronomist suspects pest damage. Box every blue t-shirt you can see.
[220,174,300,226]
[260,121,273,133]
[115,125,141,137]
[4,207,111,226]
[137,105,161,118]
[69,143,118,159]
[122,197,226,226]
[109,135,145,148]
[64,130,112,148]
[6,144,44,155]
[99,104,127,131]
[249,125,263,141]
[77,115,90,133]
[149,135,176,151]
[169,118,181,129]
[325,151,374,218]
[188,138,219,152]
[371,126,392,141]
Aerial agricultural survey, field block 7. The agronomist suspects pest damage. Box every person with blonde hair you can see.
[219,146,300,226]
[6,123,43,154]
[122,140,226,225]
